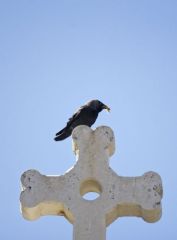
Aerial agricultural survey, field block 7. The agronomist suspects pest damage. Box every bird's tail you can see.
[54,127,71,141]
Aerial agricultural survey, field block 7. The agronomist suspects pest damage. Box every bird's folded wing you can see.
[66,106,95,128]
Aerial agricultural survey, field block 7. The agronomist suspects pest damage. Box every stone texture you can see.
[20,125,163,240]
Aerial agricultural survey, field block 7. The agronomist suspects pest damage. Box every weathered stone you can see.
[20,125,163,240]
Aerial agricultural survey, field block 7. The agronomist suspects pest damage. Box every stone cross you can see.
[20,126,163,240]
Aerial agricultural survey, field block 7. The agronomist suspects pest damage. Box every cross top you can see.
[20,126,163,240]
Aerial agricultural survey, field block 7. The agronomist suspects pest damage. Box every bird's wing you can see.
[66,106,97,128]
[66,106,86,126]
[55,106,89,137]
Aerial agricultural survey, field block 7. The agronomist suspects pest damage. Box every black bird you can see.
[54,99,110,141]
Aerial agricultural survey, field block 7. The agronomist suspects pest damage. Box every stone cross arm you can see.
[20,126,163,240]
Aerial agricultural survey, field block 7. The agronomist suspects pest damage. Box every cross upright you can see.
[20,125,163,240]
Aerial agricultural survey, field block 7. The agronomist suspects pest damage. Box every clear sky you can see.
[0,0,177,239]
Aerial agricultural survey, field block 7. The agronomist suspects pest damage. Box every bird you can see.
[54,99,110,141]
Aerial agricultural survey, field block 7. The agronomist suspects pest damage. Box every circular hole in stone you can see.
[82,192,100,200]
[80,179,102,201]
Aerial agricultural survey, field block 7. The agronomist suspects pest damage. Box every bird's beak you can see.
[103,104,111,112]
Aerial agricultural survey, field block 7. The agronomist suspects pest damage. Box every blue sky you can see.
[0,0,177,239]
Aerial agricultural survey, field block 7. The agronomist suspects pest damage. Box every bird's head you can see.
[87,100,110,113]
